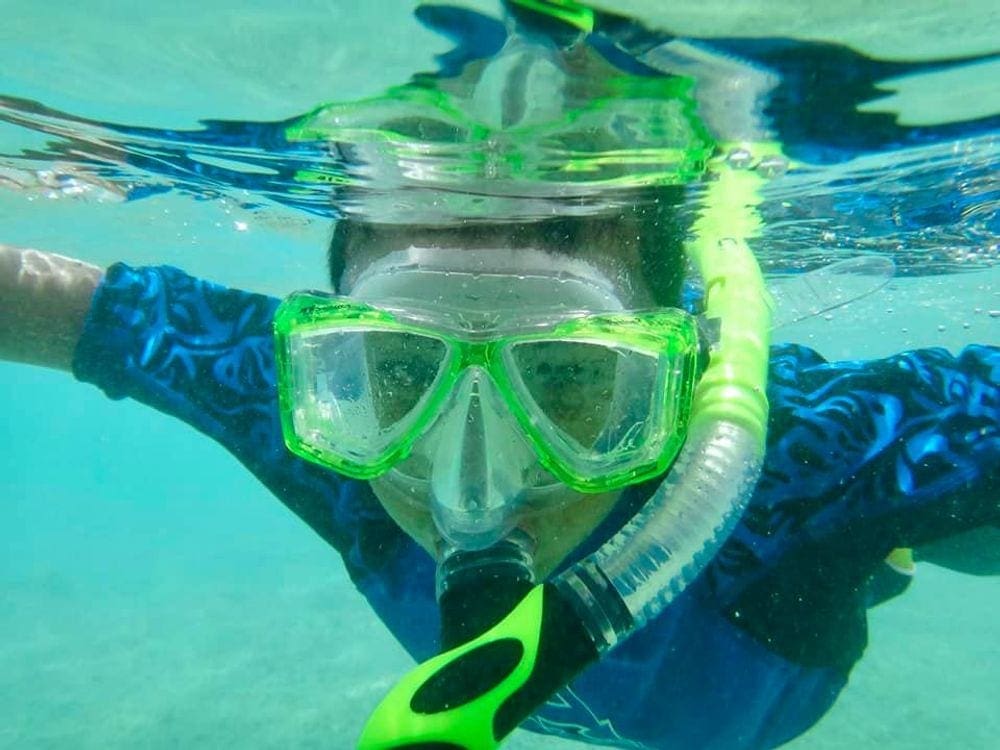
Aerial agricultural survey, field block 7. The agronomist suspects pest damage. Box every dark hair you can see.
[328,186,688,306]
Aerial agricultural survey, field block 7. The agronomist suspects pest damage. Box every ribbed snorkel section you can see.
[556,146,778,649]
[583,420,761,633]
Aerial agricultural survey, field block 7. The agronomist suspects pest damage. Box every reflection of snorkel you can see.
[358,147,775,748]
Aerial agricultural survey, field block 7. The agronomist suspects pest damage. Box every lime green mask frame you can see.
[274,298,702,493]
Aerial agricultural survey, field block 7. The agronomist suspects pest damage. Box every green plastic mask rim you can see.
[274,298,701,492]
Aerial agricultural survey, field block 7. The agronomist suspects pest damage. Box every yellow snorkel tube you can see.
[357,141,777,749]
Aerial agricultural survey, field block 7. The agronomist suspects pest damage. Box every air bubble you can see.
[725,148,753,170]
[756,155,789,178]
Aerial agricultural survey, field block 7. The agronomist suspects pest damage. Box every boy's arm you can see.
[0,244,102,371]
[704,344,998,673]
[768,344,999,539]
[69,263,436,614]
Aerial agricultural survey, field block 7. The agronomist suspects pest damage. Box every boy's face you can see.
[338,231,660,579]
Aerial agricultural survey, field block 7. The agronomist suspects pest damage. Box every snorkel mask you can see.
[275,247,702,552]
[278,1,778,746]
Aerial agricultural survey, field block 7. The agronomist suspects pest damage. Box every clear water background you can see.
[1,1,998,747]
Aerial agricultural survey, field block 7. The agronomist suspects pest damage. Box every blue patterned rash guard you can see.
[72,264,999,750]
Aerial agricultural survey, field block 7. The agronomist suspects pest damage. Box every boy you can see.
[2,1,997,747]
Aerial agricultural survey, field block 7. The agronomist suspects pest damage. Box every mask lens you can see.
[507,340,621,447]
[505,330,696,488]
[508,339,664,451]
[283,327,448,474]
[365,331,448,424]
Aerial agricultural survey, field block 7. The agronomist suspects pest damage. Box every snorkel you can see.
[280,2,778,746]
[356,144,774,749]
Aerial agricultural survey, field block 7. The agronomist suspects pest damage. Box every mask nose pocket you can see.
[429,367,540,549]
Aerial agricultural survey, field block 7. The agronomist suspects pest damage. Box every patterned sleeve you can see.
[705,343,999,672]
[762,343,999,546]
[70,264,430,602]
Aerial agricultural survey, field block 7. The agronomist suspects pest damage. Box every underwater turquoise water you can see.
[1,1,998,748]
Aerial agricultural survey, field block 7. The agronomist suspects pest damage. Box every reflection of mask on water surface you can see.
[284,9,716,226]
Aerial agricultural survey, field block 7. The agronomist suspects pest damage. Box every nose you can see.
[428,366,538,550]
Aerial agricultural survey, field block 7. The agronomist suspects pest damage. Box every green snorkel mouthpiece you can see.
[358,581,622,750]
[361,532,632,750]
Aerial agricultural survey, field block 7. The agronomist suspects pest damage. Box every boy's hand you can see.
[0,244,102,371]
